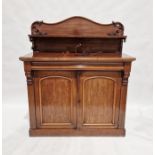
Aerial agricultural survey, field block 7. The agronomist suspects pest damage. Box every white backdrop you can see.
[3,0,153,155]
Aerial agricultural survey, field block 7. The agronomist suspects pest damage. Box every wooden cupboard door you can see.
[78,71,121,129]
[34,71,77,129]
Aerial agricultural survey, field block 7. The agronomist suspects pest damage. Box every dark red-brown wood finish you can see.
[19,17,135,136]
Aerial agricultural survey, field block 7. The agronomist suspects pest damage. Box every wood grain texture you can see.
[19,17,136,136]
[29,128,125,136]
[30,16,125,37]
[24,62,37,129]
[34,71,77,129]
[21,57,135,136]
[32,38,122,55]
[79,71,121,129]
[28,17,126,55]
[40,77,72,124]
[19,52,136,62]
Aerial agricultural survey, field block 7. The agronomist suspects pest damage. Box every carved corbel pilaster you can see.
[25,71,33,85]
[24,62,33,85]
[122,71,130,86]
[122,62,131,85]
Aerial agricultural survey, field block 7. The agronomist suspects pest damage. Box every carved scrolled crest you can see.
[107,21,124,37]
[29,17,126,37]
[113,22,124,31]
[31,21,48,36]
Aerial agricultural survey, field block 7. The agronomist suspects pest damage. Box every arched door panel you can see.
[78,71,121,128]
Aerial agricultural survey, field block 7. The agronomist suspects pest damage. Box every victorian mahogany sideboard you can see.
[19,17,135,136]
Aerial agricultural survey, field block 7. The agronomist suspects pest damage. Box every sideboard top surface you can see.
[19,52,136,62]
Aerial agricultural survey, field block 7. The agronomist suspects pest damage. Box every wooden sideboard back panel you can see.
[29,17,126,56]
